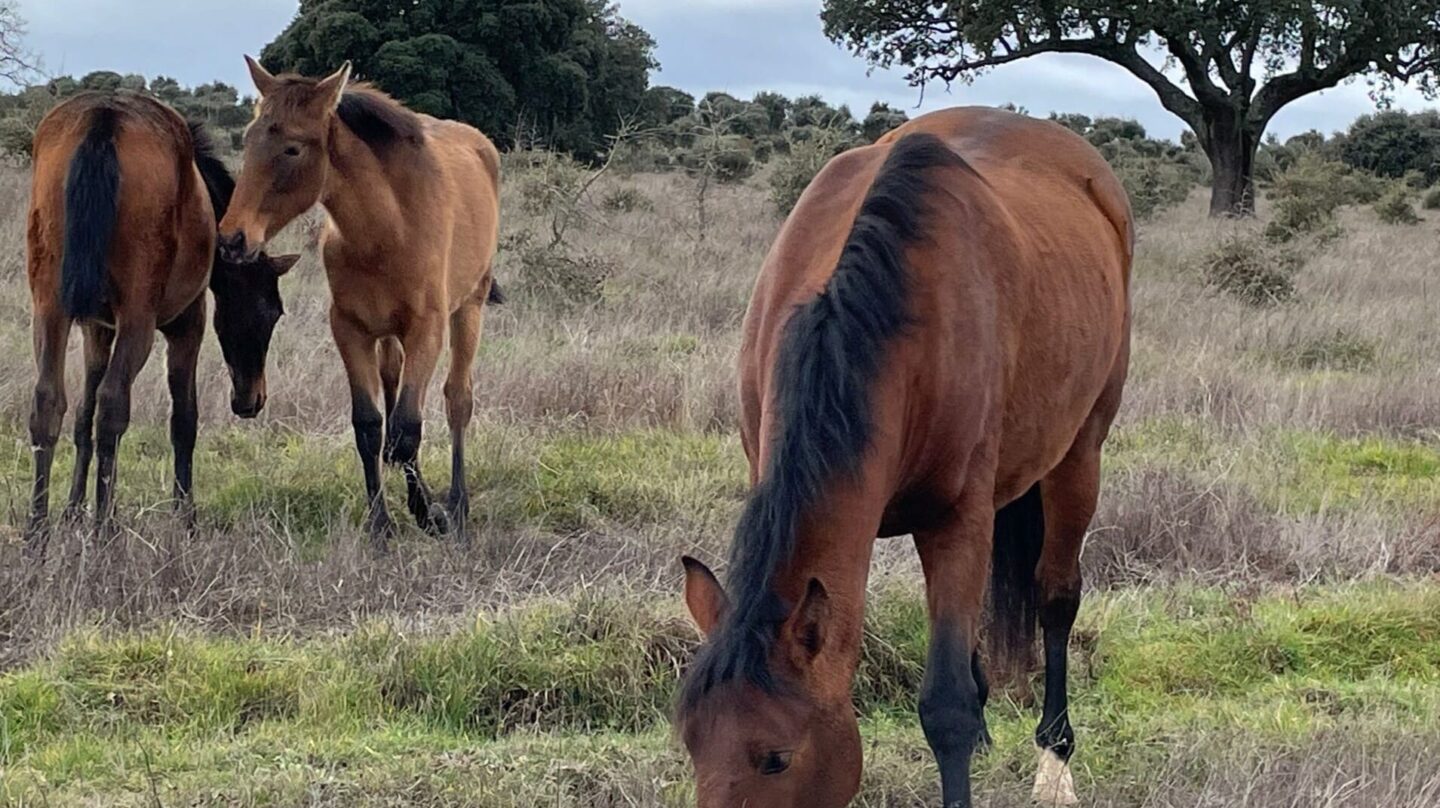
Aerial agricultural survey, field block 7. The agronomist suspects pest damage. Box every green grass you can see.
[0,423,747,545]
[1106,417,1440,516]
[3,582,1439,805]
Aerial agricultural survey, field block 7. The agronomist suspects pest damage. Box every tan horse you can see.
[218,58,501,548]
[26,91,295,544]
[678,108,1132,807]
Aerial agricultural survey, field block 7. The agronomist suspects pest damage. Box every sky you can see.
[16,0,1436,142]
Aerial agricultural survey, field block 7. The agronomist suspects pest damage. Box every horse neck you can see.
[759,476,884,691]
[320,123,406,253]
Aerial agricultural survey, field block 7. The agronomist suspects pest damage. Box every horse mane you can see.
[336,84,424,151]
[679,133,972,709]
[187,121,234,223]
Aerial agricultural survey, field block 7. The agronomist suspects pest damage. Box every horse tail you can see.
[486,280,506,305]
[60,106,121,319]
[988,482,1045,690]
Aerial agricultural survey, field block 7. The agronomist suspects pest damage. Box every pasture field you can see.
[2,157,1440,806]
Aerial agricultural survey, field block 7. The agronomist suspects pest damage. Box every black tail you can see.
[988,482,1045,687]
[487,279,506,305]
[60,107,121,319]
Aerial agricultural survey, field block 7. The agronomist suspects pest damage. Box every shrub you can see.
[1200,233,1302,306]
[504,229,613,308]
[1269,329,1379,372]
[507,151,588,216]
[1112,154,1199,220]
[1424,187,1440,210]
[769,125,855,215]
[0,117,33,160]
[1374,187,1422,225]
[1264,156,1386,241]
[600,187,652,213]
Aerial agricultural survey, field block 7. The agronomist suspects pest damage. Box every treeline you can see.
[0,71,253,158]
[1259,111,1440,188]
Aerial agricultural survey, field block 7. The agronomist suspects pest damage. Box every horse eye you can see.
[284,145,301,157]
[759,750,792,776]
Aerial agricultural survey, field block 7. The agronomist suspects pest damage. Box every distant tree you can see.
[822,1,1440,217]
[1334,111,1440,185]
[861,101,907,142]
[752,91,791,132]
[262,0,656,159]
[641,85,695,126]
[80,71,124,92]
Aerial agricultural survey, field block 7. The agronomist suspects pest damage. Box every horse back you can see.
[740,107,1133,520]
[29,92,215,322]
[418,116,501,308]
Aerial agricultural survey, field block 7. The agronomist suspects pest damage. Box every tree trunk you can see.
[1201,113,1258,218]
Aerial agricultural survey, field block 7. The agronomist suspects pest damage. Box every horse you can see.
[26,91,298,543]
[676,107,1133,808]
[218,58,502,550]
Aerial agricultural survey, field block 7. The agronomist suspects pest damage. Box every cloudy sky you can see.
[17,0,1434,141]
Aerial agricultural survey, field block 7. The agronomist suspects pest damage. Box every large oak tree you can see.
[262,0,655,160]
[821,2,1440,216]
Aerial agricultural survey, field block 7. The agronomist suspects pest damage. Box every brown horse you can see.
[677,107,1133,808]
[26,91,298,542]
[218,58,501,549]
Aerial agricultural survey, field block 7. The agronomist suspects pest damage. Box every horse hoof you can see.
[422,507,451,538]
[1031,747,1078,806]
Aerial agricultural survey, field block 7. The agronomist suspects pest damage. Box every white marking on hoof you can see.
[1032,747,1078,806]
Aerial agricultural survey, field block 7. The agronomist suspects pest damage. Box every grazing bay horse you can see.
[218,58,501,548]
[678,108,1132,808]
[26,91,297,540]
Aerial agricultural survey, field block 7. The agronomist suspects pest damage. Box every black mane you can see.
[336,87,424,151]
[188,121,234,223]
[679,133,971,708]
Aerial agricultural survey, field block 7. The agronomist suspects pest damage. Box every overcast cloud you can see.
[18,0,1435,141]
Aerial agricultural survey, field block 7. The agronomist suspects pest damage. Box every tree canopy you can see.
[822,1,1440,216]
[261,0,655,160]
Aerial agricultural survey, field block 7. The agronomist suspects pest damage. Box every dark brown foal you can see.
[26,92,295,546]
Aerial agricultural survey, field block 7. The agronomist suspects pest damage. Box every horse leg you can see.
[393,317,446,535]
[914,487,994,808]
[94,315,157,529]
[442,301,484,538]
[1030,397,1119,806]
[331,310,394,550]
[64,323,114,521]
[159,297,205,529]
[25,309,71,551]
[378,337,403,463]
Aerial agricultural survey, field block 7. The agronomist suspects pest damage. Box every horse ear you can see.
[681,556,729,637]
[244,55,278,98]
[317,61,352,112]
[270,254,301,277]
[783,578,830,664]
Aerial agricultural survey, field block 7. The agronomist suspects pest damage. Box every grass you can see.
[4,582,1440,806]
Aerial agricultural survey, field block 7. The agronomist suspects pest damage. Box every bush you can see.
[504,229,613,308]
[1375,187,1422,225]
[1269,329,1379,372]
[1424,188,1440,210]
[507,151,589,216]
[0,117,32,160]
[600,187,652,213]
[1200,233,1303,306]
[1264,156,1386,242]
[1112,154,1199,220]
[769,125,855,215]
[677,135,756,184]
